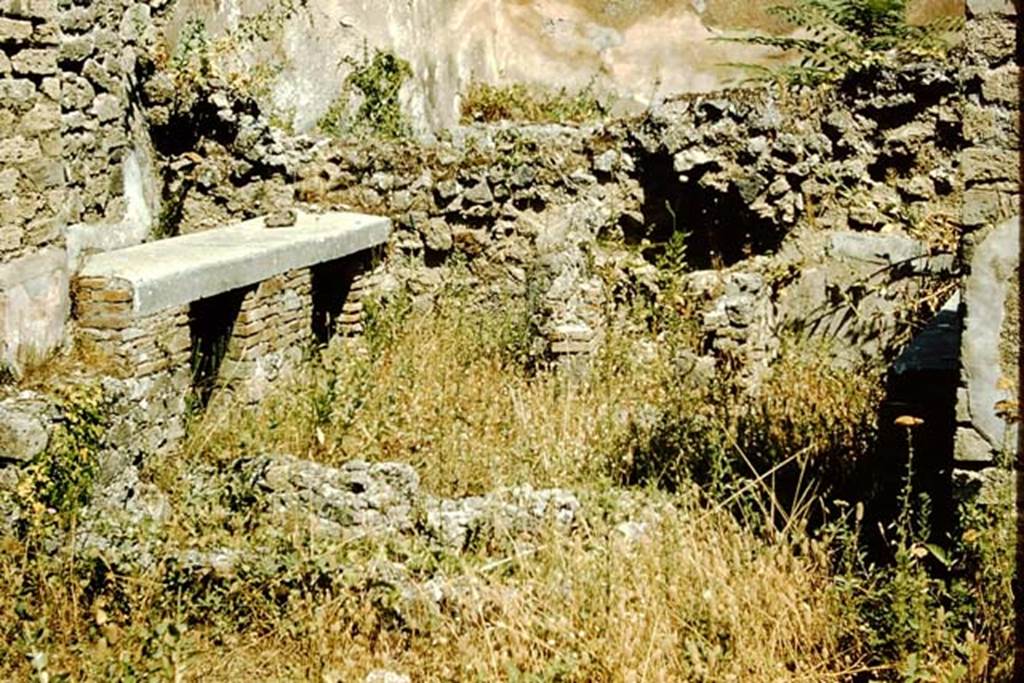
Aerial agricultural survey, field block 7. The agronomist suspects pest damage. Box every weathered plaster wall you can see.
[954,0,1020,471]
[165,0,788,133]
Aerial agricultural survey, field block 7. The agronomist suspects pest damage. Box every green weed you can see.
[723,0,962,88]
[319,46,413,140]
[460,82,607,125]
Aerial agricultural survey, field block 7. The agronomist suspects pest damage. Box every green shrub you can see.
[725,0,961,87]
[162,4,296,105]
[319,46,412,139]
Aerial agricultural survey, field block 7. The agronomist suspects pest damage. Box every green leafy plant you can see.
[319,46,413,139]
[725,0,961,87]
[17,385,108,523]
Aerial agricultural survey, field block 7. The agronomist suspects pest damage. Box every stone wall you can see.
[0,0,67,370]
[58,0,153,225]
[0,0,61,260]
[1,0,172,371]
[954,0,1020,474]
[245,61,962,370]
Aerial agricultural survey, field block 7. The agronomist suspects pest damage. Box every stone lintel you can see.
[79,210,389,317]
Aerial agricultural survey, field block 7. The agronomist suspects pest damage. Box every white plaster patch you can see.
[66,149,155,270]
[0,247,69,369]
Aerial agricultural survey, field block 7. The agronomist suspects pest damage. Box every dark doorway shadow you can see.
[311,253,371,345]
[189,288,247,409]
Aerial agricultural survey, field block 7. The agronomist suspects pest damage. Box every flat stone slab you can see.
[79,211,390,316]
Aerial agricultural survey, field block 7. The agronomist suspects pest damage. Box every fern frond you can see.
[723,0,958,90]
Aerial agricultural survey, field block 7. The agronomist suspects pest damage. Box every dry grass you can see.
[26,493,853,682]
[172,501,854,682]
[188,291,685,497]
[461,82,607,125]
[0,281,1012,681]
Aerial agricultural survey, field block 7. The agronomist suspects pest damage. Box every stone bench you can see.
[73,210,390,402]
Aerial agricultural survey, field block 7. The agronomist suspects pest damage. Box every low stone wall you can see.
[75,262,366,403]
[74,276,192,380]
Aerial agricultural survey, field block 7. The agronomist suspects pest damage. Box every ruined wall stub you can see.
[955,0,1021,469]
[1,0,164,370]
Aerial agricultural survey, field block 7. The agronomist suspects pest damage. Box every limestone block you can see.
[953,467,1015,507]
[32,20,58,46]
[18,100,59,136]
[0,135,41,164]
[39,75,57,100]
[91,92,122,122]
[0,248,69,370]
[11,47,56,75]
[0,396,52,462]
[965,15,1018,64]
[962,188,1014,227]
[0,0,56,19]
[981,64,1020,105]
[0,167,17,195]
[61,5,97,32]
[0,77,35,111]
[82,56,121,94]
[0,51,10,74]
[0,221,21,252]
[20,159,62,193]
[24,212,61,248]
[962,147,1020,189]
[829,231,926,265]
[963,102,1020,148]
[61,75,94,110]
[59,33,95,64]
[967,0,1017,15]
[0,17,32,43]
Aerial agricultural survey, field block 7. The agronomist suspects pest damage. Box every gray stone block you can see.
[967,0,1017,16]
[0,17,32,43]
[0,0,57,19]
[0,395,52,462]
[955,427,997,464]
[11,47,56,75]
[962,147,1019,189]
[828,230,926,265]
[957,215,1019,461]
